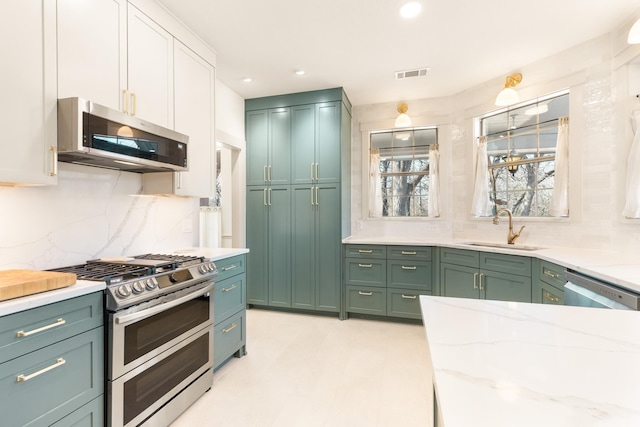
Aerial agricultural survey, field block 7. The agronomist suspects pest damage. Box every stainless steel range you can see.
[50,253,217,427]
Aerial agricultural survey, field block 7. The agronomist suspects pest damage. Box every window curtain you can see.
[369,149,383,217]
[623,110,640,218]
[470,136,492,217]
[428,145,440,217]
[550,116,569,217]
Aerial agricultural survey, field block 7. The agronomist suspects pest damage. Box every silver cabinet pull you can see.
[263,165,267,182]
[401,251,417,255]
[311,187,315,205]
[543,269,560,279]
[358,249,373,254]
[315,163,319,181]
[223,323,237,334]
[16,318,65,338]
[479,273,485,291]
[315,187,319,206]
[358,264,373,268]
[401,266,417,270]
[358,291,373,296]
[49,146,58,177]
[263,188,267,206]
[268,188,272,206]
[401,294,417,299]
[473,272,478,290]
[311,163,314,180]
[222,265,237,272]
[222,284,237,292]
[16,358,65,382]
[268,165,272,182]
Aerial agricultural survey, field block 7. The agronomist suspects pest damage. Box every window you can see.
[480,92,569,217]
[369,127,437,217]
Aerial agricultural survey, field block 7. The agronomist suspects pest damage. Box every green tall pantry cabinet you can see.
[245,88,351,315]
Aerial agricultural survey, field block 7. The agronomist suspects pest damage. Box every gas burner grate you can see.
[134,253,205,267]
[48,263,151,285]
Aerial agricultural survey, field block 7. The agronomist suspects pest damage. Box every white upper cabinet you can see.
[57,0,127,111]
[0,0,58,186]
[127,3,174,128]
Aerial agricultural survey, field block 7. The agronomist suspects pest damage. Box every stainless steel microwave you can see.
[57,97,188,173]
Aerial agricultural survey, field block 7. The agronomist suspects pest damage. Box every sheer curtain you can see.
[550,116,569,217]
[369,149,383,217]
[623,110,640,218]
[470,136,492,217]
[428,145,440,217]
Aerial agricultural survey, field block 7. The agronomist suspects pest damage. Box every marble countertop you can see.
[343,236,640,294]
[0,247,249,317]
[420,295,640,426]
[0,280,105,317]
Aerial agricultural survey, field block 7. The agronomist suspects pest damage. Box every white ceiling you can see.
[155,0,640,106]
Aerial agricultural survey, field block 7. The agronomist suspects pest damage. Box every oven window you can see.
[123,333,210,425]
[124,294,210,364]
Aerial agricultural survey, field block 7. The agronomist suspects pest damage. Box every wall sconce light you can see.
[495,73,522,107]
[628,18,640,44]
[395,103,412,128]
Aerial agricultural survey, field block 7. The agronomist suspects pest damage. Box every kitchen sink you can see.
[459,241,545,251]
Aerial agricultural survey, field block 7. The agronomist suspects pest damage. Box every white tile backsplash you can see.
[0,163,198,270]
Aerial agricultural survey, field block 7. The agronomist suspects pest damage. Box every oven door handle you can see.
[115,282,214,325]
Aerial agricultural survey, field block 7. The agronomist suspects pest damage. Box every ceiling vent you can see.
[395,68,430,80]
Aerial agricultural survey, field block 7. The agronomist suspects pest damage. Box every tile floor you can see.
[170,308,434,427]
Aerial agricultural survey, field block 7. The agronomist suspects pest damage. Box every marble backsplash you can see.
[0,163,199,270]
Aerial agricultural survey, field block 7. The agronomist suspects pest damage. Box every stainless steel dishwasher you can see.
[564,270,640,310]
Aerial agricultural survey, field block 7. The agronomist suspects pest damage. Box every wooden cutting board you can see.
[0,270,77,302]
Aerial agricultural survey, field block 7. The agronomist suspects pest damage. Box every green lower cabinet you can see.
[51,395,104,427]
[387,260,432,290]
[345,258,386,288]
[441,263,481,299]
[535,282,564,305]
[346,285,386,316]
[214,311,246,370]
[387,289,432,319]
[482,270,531,303]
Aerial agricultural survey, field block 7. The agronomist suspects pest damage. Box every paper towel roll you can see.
[199,207,221,248]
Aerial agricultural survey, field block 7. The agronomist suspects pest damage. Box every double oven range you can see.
[50,253,217,427]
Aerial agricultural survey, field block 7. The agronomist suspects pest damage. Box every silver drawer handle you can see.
[16,358,65,382]
[543,269,560,279]
[16,318,66,338]
[222,284,237,292]
[401,251,417,255]
[401,266,417,270]
[401,294,417,299]
[222,265,237,272]
[358,291,373,296]
[358,264,373,268]
[223,323,237,334]
[358,249,373,254]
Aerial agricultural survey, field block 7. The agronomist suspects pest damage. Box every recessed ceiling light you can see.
[400,2,422,19]
[295,70,305,76]
[242,77,252,83]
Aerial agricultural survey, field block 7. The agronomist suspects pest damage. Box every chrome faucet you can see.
[493,208,525,244]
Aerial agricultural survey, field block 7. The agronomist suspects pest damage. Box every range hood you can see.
[57,98,189,173]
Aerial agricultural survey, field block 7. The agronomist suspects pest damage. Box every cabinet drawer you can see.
[345,258,386,288]
[214,311,245,370]
[0,327,104,427]
[537,282,564,305]
[214,275,246,325]
[51,395,104,427]
[387,260,432,291]
[440,247,480,268]
[387,246,432,261]
[387,289,431,319]
[538,260,565,288]
[345,286,386,316]
[344,244,386,259]
[215,255,246,282]
[0,292,103,364]
[480,252,531,277]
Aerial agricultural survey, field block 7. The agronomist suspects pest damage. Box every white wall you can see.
[350,26,640,253]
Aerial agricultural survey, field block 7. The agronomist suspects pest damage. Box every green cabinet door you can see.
[316,185,341,312]
[268,108,291,185]
[291,186,315,310]
[268,186,292,307]
[440,263,480,299]
[291,104,316,185]
[246,110,268,186]
[481,269,532,303]
[315,102,341,184]
[246,187,269,305]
